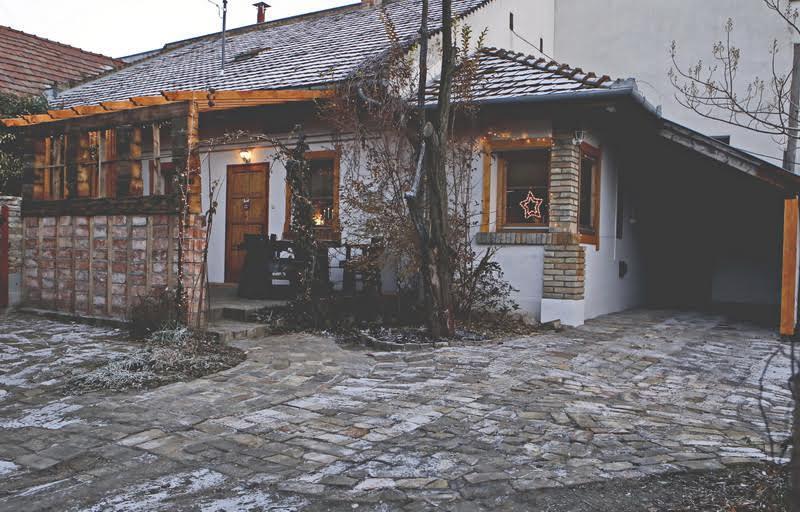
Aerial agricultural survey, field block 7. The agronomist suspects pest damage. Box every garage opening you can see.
[630,139,786,326]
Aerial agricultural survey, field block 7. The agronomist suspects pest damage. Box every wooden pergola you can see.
[1,89,334,127]
[4,89,333,217]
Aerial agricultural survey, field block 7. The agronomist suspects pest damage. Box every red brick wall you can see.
[23,213,206,324]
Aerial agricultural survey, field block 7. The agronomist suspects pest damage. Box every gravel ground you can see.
[486,463,788,512]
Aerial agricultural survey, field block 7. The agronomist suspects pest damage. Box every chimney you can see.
[362,0,383,6]
[253,2,270,23]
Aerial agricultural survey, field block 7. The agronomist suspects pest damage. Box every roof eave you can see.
[468,84,800,194]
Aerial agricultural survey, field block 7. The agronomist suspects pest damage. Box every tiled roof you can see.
[52,0,494,109]
[0,25,123,97]
[427,47,618,103]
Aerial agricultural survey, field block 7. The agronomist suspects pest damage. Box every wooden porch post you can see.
[781,196,799,336]
[170,101,201,214]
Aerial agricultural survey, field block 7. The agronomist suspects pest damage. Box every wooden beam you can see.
[100,100,136,111]
[781,197,799,336]
[481,143,491,233]
[23,114,53,124]
[26,102,191,137]
[76,132,93,197]
[115,125,144,197]
[47,109,79,120]
[169,102,202,214]
[489,137,553,152]
[187,102,201,214]
[71,105,107,116]
[0,118,29,127]
[130,96,170,107]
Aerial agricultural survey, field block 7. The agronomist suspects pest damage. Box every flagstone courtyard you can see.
[0,310,793,511]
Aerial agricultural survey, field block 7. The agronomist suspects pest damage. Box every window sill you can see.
[579,231,599,249]
[475,231,575,246]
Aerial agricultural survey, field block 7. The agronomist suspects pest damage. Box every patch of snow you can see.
[0,401,83,430]
[17,478,72,497]
[0,460,18,477]
[80,469,227,512]
[199,487,307,512]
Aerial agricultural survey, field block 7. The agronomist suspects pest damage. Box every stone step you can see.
[209,298,288,323]
[209,283,239,301]
[207,320,270,343]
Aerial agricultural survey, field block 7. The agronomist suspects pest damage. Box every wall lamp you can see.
[239,149,253,163]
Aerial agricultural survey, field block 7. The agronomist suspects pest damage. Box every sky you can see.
[0,0,358,58]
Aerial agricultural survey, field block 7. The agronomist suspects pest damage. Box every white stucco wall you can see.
[199,134,338,284]
[462,0,554,55]
[490,245,545,320]
[554,0,797,169]
[582,132,646,321]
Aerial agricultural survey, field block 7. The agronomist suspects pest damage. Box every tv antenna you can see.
[206,0,229,75]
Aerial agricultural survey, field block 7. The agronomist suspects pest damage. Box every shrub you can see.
[0,93,48,196]
[128,288,181,339]
[452,245,519,325]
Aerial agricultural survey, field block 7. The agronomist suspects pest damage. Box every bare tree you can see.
[324,0,503,337]
[671,2,800,507]
[405,0,458,337]
[669,0,800,168]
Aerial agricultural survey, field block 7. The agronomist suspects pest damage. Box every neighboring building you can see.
[552,0,796,170]
[0,25,123,98]
[2,0,799,334]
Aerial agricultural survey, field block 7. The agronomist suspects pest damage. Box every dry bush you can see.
[128,287,181,339]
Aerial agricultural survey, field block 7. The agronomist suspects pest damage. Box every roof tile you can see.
[0,25,123,97]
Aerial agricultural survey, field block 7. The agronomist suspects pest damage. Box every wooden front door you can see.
[226,163,269,283]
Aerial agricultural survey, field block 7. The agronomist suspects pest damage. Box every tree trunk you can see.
[425,0,455,337]
[284,127,320,323]
[405,0,455,338]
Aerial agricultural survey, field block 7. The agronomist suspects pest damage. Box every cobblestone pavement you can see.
[0,310,793,511]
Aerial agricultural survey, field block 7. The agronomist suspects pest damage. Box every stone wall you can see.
[23,213,205,324]
[0,197,22,305]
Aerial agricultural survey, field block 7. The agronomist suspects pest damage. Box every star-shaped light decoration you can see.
[519,190,544,221]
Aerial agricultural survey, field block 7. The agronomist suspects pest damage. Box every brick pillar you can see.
[182,214,206,328]
[541,128,586,325]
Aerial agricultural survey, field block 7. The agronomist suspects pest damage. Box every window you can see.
[579,143,601,246]
[35,135,68,200]
[310,158,336,228]
[498,149,550,228]
[283,150,340,240]
[30,122,166,201]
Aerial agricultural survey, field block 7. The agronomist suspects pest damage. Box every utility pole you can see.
[783,44,800,173]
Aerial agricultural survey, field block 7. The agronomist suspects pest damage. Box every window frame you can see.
[282,149,341,241]
[486,138,554,232]
[578,142,602,248]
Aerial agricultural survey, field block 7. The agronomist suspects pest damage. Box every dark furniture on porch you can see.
[237,235,383,300]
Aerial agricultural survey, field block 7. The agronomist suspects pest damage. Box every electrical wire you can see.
[511,29,555,61]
